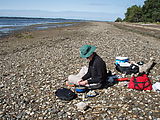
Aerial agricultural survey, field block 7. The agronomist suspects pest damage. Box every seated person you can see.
[68,45,108,89]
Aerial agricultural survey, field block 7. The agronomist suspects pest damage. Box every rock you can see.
[1,22,160,120]
[0,84,4,88]
[16,111,26,119]
[75,102,89,111]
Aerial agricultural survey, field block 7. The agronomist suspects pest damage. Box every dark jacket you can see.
[82,53,107,85]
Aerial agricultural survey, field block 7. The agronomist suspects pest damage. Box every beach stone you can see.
[0,22,160,120]
[0,84,4,88]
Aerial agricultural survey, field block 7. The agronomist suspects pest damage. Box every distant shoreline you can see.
[0,16,85,21]
[0,17,86,38]
[0,22,81,39]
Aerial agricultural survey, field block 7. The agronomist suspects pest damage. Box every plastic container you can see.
[75,86,87,93]
[119,62,131,67]
[115,57,129,65]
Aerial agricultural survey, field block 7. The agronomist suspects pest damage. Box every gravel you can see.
[0,22,160,119]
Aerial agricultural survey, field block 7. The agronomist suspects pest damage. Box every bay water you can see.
[0,17,84,37]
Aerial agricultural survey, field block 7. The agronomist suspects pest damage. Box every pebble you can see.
[0,22,160,119]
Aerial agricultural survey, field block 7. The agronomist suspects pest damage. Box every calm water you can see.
[0,17,84,37]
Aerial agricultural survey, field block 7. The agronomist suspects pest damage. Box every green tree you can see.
[115,17,123,22]
[124,5,143,22]
[142,0,160,22]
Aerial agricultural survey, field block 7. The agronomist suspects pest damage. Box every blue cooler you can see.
[115,57,129,65]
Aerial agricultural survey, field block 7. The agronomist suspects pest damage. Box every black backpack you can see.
[55,88,77,101]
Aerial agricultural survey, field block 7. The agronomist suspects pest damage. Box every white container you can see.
[119,62,131,67]
[115,57,129,64]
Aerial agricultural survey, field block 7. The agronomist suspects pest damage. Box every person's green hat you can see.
[80,45,96,58]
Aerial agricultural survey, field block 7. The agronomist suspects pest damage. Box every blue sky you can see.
[0,0,145,21]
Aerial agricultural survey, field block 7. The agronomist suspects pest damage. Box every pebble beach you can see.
[0,22,160,119]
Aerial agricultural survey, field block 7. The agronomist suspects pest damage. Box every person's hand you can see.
[78,80,88,86]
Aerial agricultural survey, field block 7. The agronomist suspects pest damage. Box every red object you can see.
[66,82,75,87]
[116,78,129,81]
[128,74,152,90]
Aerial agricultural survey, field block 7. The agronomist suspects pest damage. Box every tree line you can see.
[115,0,160,23]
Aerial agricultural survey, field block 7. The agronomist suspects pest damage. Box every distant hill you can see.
[0,9,120,21]
[0,16,76,21]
